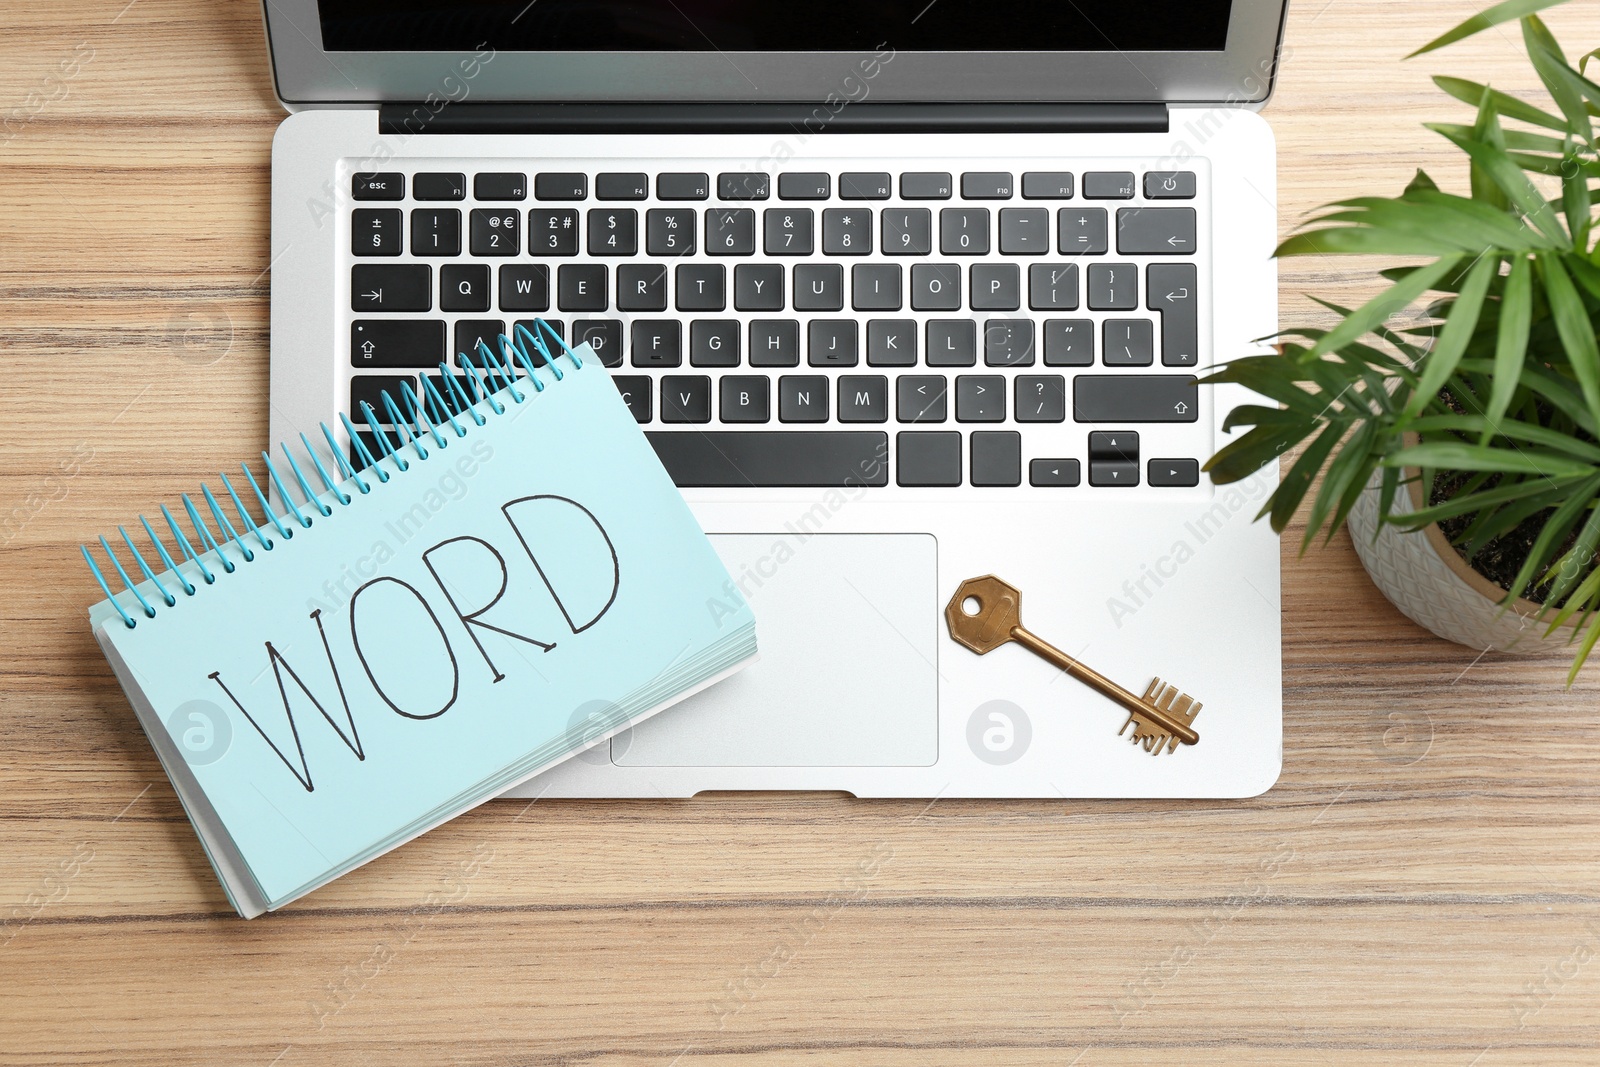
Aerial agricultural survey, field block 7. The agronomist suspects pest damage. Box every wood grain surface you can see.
[3,1,1598,1063]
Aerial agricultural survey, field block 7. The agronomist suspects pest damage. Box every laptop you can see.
[263,0,1286,798]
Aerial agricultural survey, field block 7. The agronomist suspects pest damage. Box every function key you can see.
[352,172,404,200]
[658,172,710,200]
[778,172,830,200]
[1022,172,1074,199]
[900,172,953,200]
[535,172,588,200]
[596,172,649,200]
[473,172,527,200]
[719,172,770,200]
[1083,171,1136,199]
[839,172,892,200]
[413,172,466,201]
[961,172,1013,199]
[1144,171,1197,199]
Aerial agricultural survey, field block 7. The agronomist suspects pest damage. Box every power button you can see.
[1144,171,1197,199]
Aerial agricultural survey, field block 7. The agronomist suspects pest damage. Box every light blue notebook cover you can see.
[86,339,756,917]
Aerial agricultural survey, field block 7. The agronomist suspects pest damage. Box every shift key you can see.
[1074,374,1198,422]
[351,319,445,367]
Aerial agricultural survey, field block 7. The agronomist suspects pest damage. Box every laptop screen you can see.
[317,1,1234,53]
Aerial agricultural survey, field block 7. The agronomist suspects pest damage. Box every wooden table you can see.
[3,1,1597,1062]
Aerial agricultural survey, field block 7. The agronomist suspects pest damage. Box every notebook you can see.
[82,323,757,917]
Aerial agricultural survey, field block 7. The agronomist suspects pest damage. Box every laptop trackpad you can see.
[612,533,939,767]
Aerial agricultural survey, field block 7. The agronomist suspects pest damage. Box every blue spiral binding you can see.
[82,319,581,629]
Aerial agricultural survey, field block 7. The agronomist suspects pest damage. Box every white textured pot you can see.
[1347,472,1582,654]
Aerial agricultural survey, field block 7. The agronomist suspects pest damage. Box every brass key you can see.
[944,575,1201,754]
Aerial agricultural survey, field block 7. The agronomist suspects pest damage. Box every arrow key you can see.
[1089,459,1139,487]
[1029,458,1080,487]
[1148,458,1200,487]
[351,264,431,312]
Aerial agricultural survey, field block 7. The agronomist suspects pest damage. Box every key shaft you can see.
[1009,625,1200,746]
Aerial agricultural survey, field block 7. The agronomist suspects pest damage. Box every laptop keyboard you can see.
[344,160,1206,490]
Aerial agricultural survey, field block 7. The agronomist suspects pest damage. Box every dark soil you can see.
[1431,469,1574,605]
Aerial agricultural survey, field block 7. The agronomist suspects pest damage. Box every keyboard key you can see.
[961,172,1013,199]
[661,375,712,423]
[423,374,482,419]
[1083,171,1136,199]
[956,375,1005,422]
[675,264,725,311]
[838,375,888,422]
[474,172,527,200]
[939,208,990,255]
[1117,206,1197,255]
[1044,319,1094,365]
[352,172,403,200]
[351,264,430,311]
[839,172,892,199]
[657,172,710,200]
[1103,319,1155,366]
[351,319,444,368]
[1074,375,1198,422]
[1089,430,1138,463]
[926,320,976,366]
[646,208,696,256]
[1028,263,1079,310]
[720,375,770,422]
[1030,458,1080,486]
[690,319,740,366]
[572,319,623,366]
[453,319,505,360]
[897,375,948,422]
[1090,460,1139,487]
[632,320,683,367]
[470,208,521,256]
[1144,171,1196,199]
[896,432,961,486]
[808,320,858,366]
[535,172,587,200]
[970,264,1021,310]
[1022,172,1074,199]
[529,209,579,255]
[900,172,953,200]
[882,208,933,255]
[719,172,770,200]
[411,208,461,256]
[794,263,844,311]
[617,264,667,311]
[499,264,550,311]
[1015,375,1067,422]
[352,208,402,256]
[413,172,466,201]
[1059,208,1108,255]
[706,208,756,255]
[647,431,889,487]
[779,375,829,422]
[998,208,1050,254]
[558,263,607,310]
[970,431,1021,486]
[764,207,814,255]
[734,264,784,310]
[1148,458,1200,486]
[511,318,565,354]
[588,208,638,255]
[350,374,415,420]
[867,319,917,366]
[910,263,961,310]
[778,172,830,200]
[614,375,651,422]
[1088,263,1137,309]
[1148,263,1199,367]
[749,319,800,366]
[984,319,1035,366]
[822,208,872,255]
[852,264,901,311]
[595,172,648,200]
[440,264,490,311]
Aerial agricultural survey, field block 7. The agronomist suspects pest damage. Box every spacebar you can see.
[646,431,889,487]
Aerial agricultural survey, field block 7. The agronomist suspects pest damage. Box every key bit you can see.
[945,575,1200,753]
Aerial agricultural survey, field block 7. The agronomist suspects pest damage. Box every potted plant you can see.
[1203,0,1600,680]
